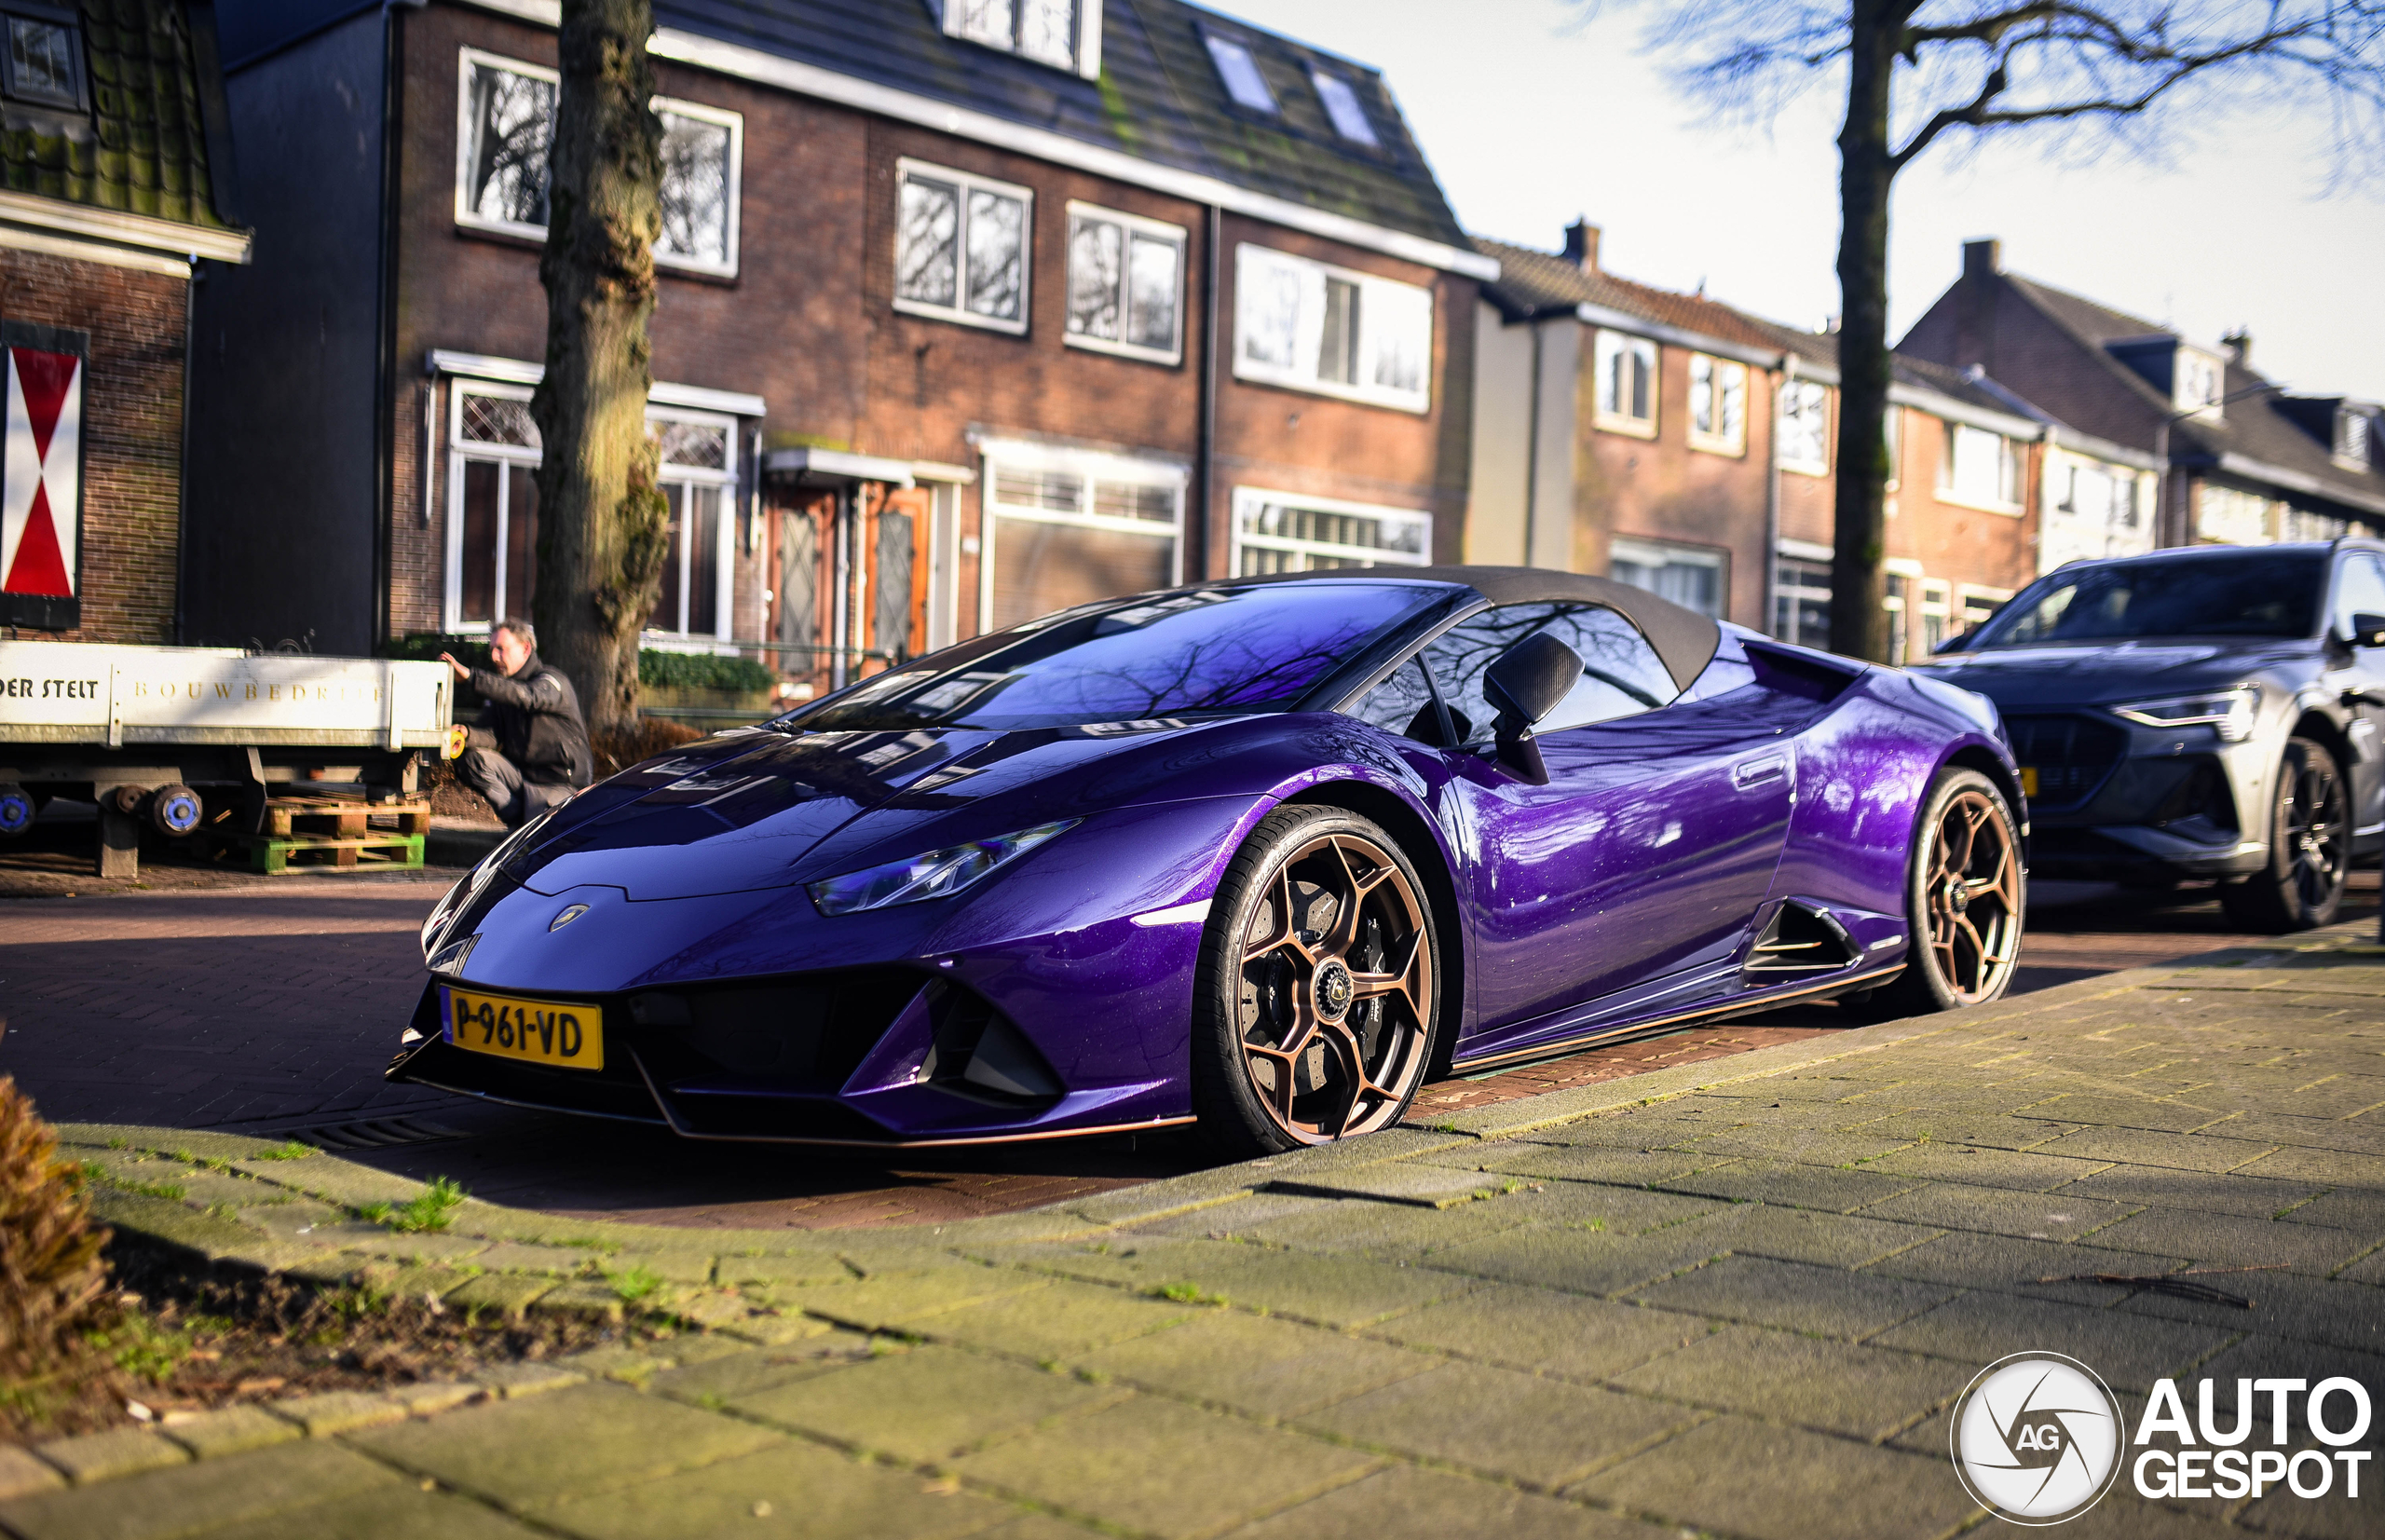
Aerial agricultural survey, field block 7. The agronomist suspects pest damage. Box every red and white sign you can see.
[1,343,82,601]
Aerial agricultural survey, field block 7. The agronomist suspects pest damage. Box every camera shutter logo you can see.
[1952,1352,2125,1524]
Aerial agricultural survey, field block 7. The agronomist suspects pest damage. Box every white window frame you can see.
[1591,328,1657,439]
[453,48,743,279]
[1686,353,1748,457]
[1918,578,1951,658]
[443,382,542,636]
[2174,346,2225,416]
[977,442,1187,634]
[1229,487,1432,575]
[1609,537,1725,620]
[1773,555,1832,647]
[892,157,1035,336]
[1062,201,1188,366]
[935,0,1102,80]
[1937,420,2023,513]
[1231,243,1433,415]
[645,406,742,645]
[1779,377,1829,476]
[442,387,742,641]
[2337,406,2375,471]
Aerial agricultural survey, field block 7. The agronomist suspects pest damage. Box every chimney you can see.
[1962,238,2001,279]
[2221,328,2251,365]
[1562,218,1600,273]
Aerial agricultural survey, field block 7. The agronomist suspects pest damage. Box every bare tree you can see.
[1589,2,2385,661]
[530,0,669,738]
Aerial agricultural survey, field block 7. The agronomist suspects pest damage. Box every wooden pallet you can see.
[196,829,426,875]
[262,795,432,838]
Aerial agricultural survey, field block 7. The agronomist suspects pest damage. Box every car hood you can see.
[1912,638,2319,711]
[501,717,1234,901]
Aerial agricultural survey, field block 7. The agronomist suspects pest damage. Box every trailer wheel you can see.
[0,783,31,838]
[151,784,204,838]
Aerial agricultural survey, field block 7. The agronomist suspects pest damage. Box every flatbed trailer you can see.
[0,642,453,878]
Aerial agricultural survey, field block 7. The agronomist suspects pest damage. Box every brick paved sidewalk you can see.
[11,930,2385,1540]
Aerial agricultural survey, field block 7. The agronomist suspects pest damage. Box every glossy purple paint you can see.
[392,575,2016,1145]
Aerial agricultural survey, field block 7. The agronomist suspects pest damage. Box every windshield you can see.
[1965,553,2326,648]
[789,582,1447,732]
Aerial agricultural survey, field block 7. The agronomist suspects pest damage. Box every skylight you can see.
[1206,34,1276,113]
[1311,71,1378,145]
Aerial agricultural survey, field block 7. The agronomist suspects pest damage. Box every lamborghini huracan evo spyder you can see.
[392,567,2026,1156]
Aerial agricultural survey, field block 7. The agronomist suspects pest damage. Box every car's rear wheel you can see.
[1879,769,2025,1014]
[1192,806,1439,1158]
[2219,736,2347,934]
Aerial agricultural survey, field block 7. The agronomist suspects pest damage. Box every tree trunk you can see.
[530,0,667,741]
[1828,1,1901,664]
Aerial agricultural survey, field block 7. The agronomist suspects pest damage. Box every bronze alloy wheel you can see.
[1918,781,2024,1006]
[1212,817,1436,1149]
[1865,768,2026,1017]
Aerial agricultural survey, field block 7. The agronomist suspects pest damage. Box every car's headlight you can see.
[807,819,1079,917]
[2112,687,2260,743]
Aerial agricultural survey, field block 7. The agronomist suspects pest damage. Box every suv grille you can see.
[2004,714,2128,811]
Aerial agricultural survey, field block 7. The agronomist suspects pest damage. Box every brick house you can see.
[0,0,248,642]
[1901,238,2385,553]
[1466,222,2055,661]
[186,0,1490,689]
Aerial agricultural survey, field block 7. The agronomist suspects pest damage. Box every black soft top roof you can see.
[1203,565,1724,692]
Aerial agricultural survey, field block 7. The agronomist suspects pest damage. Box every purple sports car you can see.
[393,568,2026,1155]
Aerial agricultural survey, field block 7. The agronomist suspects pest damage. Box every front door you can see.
[1417,604,1795,1043]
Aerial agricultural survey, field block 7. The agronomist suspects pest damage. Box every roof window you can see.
[2339,405,2376,471]
[1206,34,1276,112]
[2,8,84,112]
[1310,70,1378,145]
[939,0,1102,80]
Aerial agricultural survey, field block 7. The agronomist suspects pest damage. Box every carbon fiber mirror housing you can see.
[1483,632,1583,784]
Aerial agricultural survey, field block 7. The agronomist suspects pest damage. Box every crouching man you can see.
[438,620,593,826]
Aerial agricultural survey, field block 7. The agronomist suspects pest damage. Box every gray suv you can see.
[1915,541,2385,932]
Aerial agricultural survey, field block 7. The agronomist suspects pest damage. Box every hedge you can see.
[386,634,776,695]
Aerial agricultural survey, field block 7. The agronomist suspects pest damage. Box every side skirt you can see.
[1449,963,1905,1077]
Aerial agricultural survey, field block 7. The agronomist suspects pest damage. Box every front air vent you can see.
[1745,901,1860,977]
[629,967,926,1092]
[918,983,1064,1108]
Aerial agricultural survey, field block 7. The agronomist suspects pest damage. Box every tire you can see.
[2218,736,2347,934]
[1878,768,2026,1015]
[1191,805,1441,1158]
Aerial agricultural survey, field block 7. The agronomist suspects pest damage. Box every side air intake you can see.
[1744,901,1860,978]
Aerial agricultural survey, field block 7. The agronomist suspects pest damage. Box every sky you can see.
[1216,0,2385,404]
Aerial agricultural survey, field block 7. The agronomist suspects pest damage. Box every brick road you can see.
[4,873,2372,1229]
[18,926,2384,1539]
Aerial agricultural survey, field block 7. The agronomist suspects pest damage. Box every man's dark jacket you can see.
[470,651,593,788]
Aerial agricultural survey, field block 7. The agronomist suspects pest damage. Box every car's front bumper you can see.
[2005,710,2268,881]
[387,796,1259,1144]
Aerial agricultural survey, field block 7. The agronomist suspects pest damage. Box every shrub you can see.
[0,1078,113,1388]
[636,650,777,693]
[592,715,704,779]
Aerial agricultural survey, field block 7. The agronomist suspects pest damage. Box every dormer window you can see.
[2,8,84,112]
[1206,34,1276,112]
[2340,406,2376,471]
[1311,71,1379,145]
[939,0,1102,80]
[2174,347,2224,416]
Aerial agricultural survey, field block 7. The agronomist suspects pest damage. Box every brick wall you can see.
[0,247,186,644]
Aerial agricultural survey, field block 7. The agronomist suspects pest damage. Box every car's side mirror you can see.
[1481,633,1582,784]
[2352,612,2385,649]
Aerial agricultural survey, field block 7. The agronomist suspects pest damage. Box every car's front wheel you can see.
[2220,735,2348,933]
[1192,805,1440,1158]
[1879,768,2026,1014]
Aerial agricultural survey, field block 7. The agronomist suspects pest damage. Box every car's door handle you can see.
[1733,754,1789,790]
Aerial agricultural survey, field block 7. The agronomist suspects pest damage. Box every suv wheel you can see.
[2220,735,2348,933]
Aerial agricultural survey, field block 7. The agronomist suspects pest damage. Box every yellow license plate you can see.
[443,986,604,1070]
[2018,766,2039,797]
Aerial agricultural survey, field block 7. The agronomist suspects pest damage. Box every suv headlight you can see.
[2112,687,2260,743]
[807,819,1079,917]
